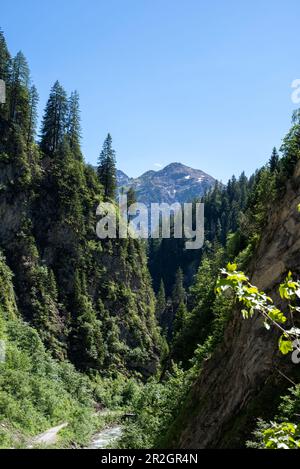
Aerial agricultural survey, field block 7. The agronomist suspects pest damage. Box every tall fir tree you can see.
[40,80,68,155]
[173,301,188,339]
[269,147,279,173]
[97,133,117,200]
[11,51,30,87]
[0,29,11,82]
[69,270,105,371]
[26,84,39,145]
[172,268,185,309]
[9,51,30,126]
[67,90,82,158]
[127,186,137,206]
[156,279,166,319]
[0,30,11,123]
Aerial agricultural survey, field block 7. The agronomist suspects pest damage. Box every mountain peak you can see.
[117,162,216,206]
[162,162,186,170]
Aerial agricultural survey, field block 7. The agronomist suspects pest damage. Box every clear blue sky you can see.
[1,0,300,181]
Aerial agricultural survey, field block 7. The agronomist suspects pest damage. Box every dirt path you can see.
[29,410,124,449]
[29,422,68,447]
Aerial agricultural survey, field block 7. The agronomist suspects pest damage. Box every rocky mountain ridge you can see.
[117,162,216,205]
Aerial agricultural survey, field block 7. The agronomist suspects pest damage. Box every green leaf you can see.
[278,335,293,355]
[241,309,249,319]
[268,307,287,324]
[228,272,248,282]
[227,262,237,272]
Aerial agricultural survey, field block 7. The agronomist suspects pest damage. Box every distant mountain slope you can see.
[117,163,216,205]
[116,169,131,187]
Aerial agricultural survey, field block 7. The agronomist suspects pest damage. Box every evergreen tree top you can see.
[12,51,30,88]
[67,90,82,157]
[40,80,68,155]
[97,133,117,201]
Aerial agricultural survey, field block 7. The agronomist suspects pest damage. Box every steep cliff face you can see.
[167,162,300,449]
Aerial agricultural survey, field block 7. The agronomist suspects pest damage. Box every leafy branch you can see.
[262,422,300,449]
[216,263,300,355]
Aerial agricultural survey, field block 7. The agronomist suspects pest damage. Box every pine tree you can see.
[238,171,248,207]
[269,147,279,173]
[67,90,81,158]
[0,30,11,119]
[173,301,188,338]
[0,30,11,126]
[40,80,68,155]
[127,186,137,206]
[172,268,185,309]
[11,51,30,87]
[97,133,117,200]
[0,29,11,82]
[27,84,39,145]
[9,51,30,125]
[70,270,105,370]
[156,279,166,318]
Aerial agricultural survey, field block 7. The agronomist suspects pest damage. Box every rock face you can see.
[116,169,131,187]
[167,162,300,449]
[117,163,216,206]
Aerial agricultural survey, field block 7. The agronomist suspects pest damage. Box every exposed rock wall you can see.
[168,162,300,448]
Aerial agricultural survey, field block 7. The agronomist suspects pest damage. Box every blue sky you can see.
[1,0,300,181]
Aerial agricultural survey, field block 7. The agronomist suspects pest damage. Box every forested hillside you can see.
[0,29,164,447]
[0,30,162,376]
